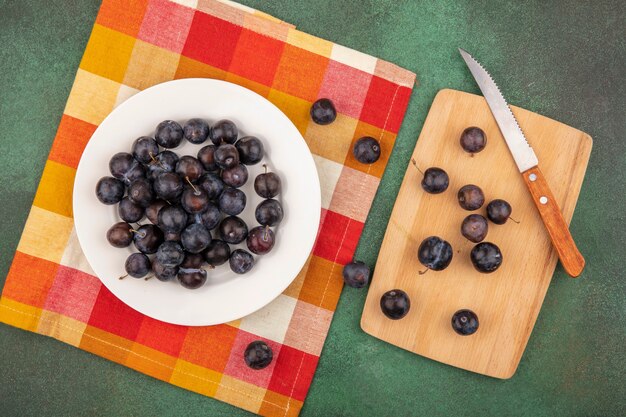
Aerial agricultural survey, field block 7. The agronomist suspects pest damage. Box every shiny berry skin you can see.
[181,186,210,214]
[158,205,188,233]
[460,127,487,154]
[210,119,238,145]
[254,171,281,198]
[451,309,479,335]
[461,214,488,243]
[118,197,144,223]
[197,145,218,171]
[181,253,205,269]
[218,188,246,216]
[353,137,381,164]
[176,156,204,182]
[96,176,125,205]
[255,199,283,227]
[128,178,155,207]
[146,200,167,225]
[342,261,370,288]
[181,223,211,254]
[244,340,273,370]
[109,152,133,177]
[164,231,181,242]
[470,242,503,273]
[153,260,178,281]
[246,226,275,255]
[236,136,264,165]
[222,164,248,188]
[156,241,185,267]
[421,168,449,194]
[146,169,162,185]
[125,253,151,278]
[133,224,164,254]
[147,150,179,181]
[310,98,336,125]
[204,240,231,267]
[124,162,147,185]
[229,249,254,274]
[155,120,183,148]
[109,152,135,179]
[156,150,179,171]
[219,216,248,244]
[106,222,133,248]
[153,172,183,201]
[418,236,453,271]
[197,173,225,200]
[214,144,240,170]
[178,268,207,289]
[380,289,410,320]
[486,199,512,225]
[189,203,221,230]
[132,136,159,164]
[123,162,146,185]
[457,184,485,211]
[148,151,179,177]
[183,118,210,144]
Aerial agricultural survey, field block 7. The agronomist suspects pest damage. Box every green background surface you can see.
[1,0,624,415]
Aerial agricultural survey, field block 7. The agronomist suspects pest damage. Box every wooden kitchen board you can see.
[361,89,592,379]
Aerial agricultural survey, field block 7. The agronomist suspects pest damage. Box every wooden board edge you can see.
[433,88,458,105]
[360,312,376,337]
[499,131,592,379]
[504,131,593,378]
[359,88,594,380]
[563,131,593,222]
[362,314,520,379]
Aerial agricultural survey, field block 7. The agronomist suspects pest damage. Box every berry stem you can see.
[509,216,520,224]
[411,159,423,175]
[185,176,200,194]
[150,152,166,169]
[144,275,153,281]
[118,274,128,280]
[263,164,268,174]
[418,268,429,275]
[130,229,146,239]
[264,225,270,241]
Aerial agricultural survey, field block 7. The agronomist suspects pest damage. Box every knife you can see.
[459,48,585,278]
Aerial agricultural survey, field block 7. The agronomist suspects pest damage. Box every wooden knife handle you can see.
[522,166,585,277]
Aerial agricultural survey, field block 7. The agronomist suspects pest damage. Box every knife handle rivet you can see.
[540,196,548,204]
[529,173,537,181]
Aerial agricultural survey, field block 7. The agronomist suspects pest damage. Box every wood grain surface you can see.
[361,89,592,379]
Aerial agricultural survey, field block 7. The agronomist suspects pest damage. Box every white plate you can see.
[73,79,320,326]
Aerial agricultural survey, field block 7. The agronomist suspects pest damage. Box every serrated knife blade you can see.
[459,48,538,172]
[459,48,585,277]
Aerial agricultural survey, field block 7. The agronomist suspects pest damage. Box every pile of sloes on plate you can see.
[340,127,520,337]
[95,118,283,290]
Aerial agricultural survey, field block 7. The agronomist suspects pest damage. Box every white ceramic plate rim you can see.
[73,78,321,326]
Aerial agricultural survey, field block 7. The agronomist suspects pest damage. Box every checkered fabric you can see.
[0,0,416,415]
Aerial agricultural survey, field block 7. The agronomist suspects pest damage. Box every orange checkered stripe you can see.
[0,0,416,416]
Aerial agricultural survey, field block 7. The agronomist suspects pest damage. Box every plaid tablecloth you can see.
[0,0,416,415]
